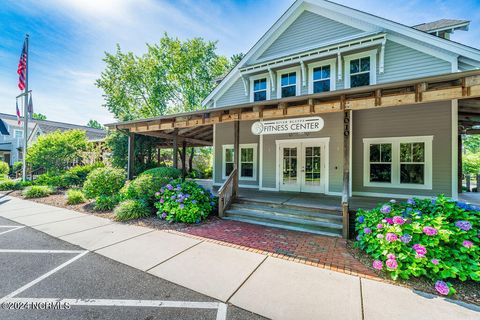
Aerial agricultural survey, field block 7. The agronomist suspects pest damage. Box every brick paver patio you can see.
[180,219,377,278]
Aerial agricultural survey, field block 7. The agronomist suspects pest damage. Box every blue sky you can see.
[0,0,479,125]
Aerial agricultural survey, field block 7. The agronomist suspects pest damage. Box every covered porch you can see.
[106,69,480,238]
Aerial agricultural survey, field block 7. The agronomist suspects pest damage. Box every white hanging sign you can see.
[251,116,324,135]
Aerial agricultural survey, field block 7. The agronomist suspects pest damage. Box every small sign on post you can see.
[251,116,324,136]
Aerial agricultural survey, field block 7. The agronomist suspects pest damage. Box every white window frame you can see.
[363,136,433,189]
[308,58,336,94]
[222,143,258,181]
[276,66,301,98]
[14,129,24,139]
[249,73,270,103]
[344,49,377,89]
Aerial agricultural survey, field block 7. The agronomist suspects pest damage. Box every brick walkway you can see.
[180,219,376,278]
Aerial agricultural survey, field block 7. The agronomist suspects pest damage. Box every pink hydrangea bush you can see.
[355,195,479,295]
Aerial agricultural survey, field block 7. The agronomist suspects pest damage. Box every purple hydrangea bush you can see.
[355,195,479,296]
[154,179,217,223]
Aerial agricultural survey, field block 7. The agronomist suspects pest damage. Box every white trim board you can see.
[451,100,459,199]
[201,0,480,107]
[275,137,330,194]
[362,135,434,190]
[352,191,433,200]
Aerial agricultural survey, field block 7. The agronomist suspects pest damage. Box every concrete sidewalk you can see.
[0,195,478,320]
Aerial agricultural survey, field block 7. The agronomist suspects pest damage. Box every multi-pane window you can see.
[240,148,254,178]
[253,78,267,102]
[222,144,257,180]
[369,144,392,183]
[280,72,297,98]
[224,148,234,177]
[350,57,370,88]
[14,130,23,139]
[364,137,432,189]
[400,142,425,184]
[312,65,331,93]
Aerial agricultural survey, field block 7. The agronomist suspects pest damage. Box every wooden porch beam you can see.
[233,120,240,198]
[173,129,178,169]
[127,132,135,180]
[140,131,212,146]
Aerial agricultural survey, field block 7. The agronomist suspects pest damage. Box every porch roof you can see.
[106,69,480,145]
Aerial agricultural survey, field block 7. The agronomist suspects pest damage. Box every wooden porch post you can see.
[173,130,178,169]
[233,120,240,198]
[342,110,351,239]
[458,134,463,193]
[127,132,135,180]
[181,140,187,180]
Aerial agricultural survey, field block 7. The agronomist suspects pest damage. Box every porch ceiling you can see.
[459,97,480,133]
[106,69,480,139]
[141,125,214,148]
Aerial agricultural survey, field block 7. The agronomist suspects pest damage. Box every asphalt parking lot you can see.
[0,216,265,320]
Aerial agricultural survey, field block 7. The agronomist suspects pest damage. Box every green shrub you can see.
[66,189,87,205]
[63,163,105,187]
[141,167,181,180]
[154,179,217,223]
[94,195,120,211]
[83,167,126,199]
[12,161,22,174]
[0,179,21,191]
[121,174,171,206]
[0,161,9,177]
[114,199,151,221]
[355,195,479,296]
[35,172,69,188]
[22,185,55,198]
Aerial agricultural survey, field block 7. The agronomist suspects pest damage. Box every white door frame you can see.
[275,137,330,193]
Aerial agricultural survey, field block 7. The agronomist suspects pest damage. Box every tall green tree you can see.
[97,34,231,173]
[32,113,47,120]
[26,130,88,173]
[87,119,104,129]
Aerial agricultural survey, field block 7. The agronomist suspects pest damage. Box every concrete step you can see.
[223,215,342,237]
[229,203,342,223]
[235,197,341,214]
[224,207,343,237]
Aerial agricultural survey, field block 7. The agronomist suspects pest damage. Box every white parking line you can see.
[0,226,24,236]
[3,298,228,320]
[0,251,88,303]
[0,249,85,254]
[0,222,229,320]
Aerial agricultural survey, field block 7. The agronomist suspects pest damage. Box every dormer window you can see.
[253,79,267,101]
[308,58,336,94]
[350,57,370,87]
[277,67,300,98]
[249,74,270,102]
[344,49,377,89]
[281,72,296,97]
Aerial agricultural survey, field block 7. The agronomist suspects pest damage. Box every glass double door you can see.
[279,140,325,193]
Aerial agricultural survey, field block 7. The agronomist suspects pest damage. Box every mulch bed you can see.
[2,190,479,305]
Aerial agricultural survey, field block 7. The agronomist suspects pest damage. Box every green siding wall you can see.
[253,11,363,63]
[377,41,451,84]
[352,101,453,197]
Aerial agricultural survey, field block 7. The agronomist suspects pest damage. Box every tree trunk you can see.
[188,147,195,173]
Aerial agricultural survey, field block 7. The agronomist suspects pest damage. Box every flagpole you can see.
[22,34,29,182]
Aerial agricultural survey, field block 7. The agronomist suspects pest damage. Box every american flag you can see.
[17,40,27,91]
[16,100,21,125]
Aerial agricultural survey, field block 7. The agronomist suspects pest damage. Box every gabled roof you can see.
[0,119,9,135]
[0,113,107,141]
[413,19,470,33]
[202,0,480,107]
